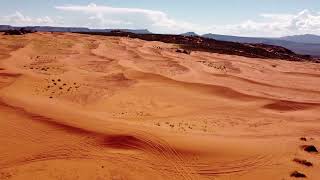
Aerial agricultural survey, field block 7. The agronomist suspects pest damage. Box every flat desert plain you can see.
[0,32,319,180]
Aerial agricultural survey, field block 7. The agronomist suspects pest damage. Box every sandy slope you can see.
[0,32,319,180]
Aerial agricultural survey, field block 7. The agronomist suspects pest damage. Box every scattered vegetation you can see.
[76,31,318,62]
[152,46,162,50]
[197,61,227,71]
[153,119,212,134]
[33,78,83,100]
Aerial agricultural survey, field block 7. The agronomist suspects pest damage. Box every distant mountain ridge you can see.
[202,33,320,57]
[280,34,320,44]
[0,25,152,34]
[1,25,320,57]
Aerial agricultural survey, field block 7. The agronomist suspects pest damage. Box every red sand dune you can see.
[0,32,319,180]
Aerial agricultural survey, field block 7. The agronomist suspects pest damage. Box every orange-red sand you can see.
[0,32,319,180]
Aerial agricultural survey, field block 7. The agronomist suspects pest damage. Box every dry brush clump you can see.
[300,137,307,141]
[4,28,35,35]
[293,158,313,167]
[176,49,191,55]
[290,171,307,178]
[301,145,318,153]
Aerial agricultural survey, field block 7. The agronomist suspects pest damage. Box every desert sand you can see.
[0,32,319,180]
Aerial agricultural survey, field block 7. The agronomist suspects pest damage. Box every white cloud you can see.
[210,9,320,37]
[1,5,320,37]
[54,4,320,36]
[0,11,60,26]
[55,3,196,33]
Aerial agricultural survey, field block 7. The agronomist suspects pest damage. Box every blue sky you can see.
[1,0,320,37]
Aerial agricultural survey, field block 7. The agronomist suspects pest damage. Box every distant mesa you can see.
[180,32,200,37]
[0,25,152,34]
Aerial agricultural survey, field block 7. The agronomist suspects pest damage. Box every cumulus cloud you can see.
[210,9,320,37]
[55,3,196,33]
[54,4,320,36]
[1,4,320,37]
[0,11,60,26]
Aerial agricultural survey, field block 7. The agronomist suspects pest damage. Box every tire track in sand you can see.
[0,98,199,180]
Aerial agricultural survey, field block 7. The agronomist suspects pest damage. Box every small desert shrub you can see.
[301,145,318,153]
[300,137,307,141]
[293,158,313,167]
[290,171,306,178]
